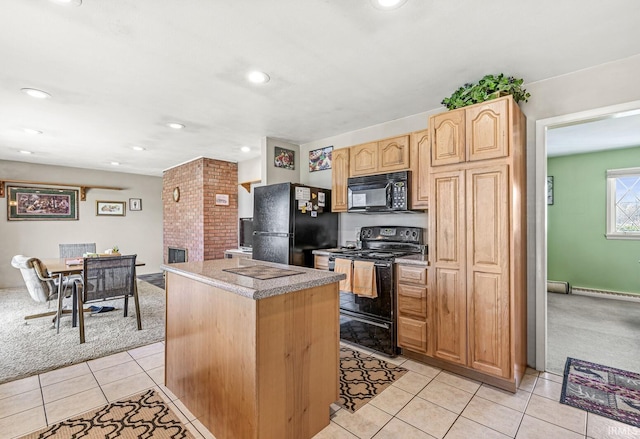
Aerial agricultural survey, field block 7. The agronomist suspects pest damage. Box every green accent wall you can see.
[547,146,640,294]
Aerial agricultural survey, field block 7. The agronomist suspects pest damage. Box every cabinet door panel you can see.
[430,169,466,365]
[410,130,430,209]
[350,142,378,176]
[430,109,465,166]
[467,165,510,378]
[331,148,350,212]
[466,98,508,162]
[431,170,465,265]
[433,268,466,364]
[398,317,428,353]
[378,135,410,173]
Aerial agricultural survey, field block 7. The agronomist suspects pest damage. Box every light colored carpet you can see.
[0,281,165,385]
[547,293,640,375]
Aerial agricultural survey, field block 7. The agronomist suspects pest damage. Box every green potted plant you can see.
[441,74,531,110]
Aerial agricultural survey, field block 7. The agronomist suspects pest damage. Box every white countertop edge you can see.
[161,263,346,300]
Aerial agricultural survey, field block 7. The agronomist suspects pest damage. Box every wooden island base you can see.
[165,271,339,439]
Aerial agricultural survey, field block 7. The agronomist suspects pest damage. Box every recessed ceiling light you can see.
[24,128,43,135]
[167,122,185,130]
[21,88,51,99]
[241,146,251,153]
[50,0,82,5]
[371,0,408,10]
[247,71,270,84]
[110,161,120,166]
[20,150,33,155]
[132,146,146,151]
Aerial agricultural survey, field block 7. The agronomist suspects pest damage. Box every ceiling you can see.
[1,0,639,177]
[547,112,640,157]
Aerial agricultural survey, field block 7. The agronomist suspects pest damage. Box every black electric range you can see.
[328,226,424,357]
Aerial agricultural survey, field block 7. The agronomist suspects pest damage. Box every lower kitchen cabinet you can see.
[314,254,329,270]
[396,263,430,355]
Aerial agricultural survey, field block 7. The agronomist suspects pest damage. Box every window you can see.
[606,167,640,239]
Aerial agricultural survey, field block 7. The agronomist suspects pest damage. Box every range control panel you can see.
[359,226,423,244]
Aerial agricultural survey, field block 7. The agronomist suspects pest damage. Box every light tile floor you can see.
[1,341,639,439]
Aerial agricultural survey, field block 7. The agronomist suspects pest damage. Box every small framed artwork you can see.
[309,146,333,172]
[96,200,126,216]
[274,146,295,170]
[7,186,78,221]
[215,194,229,206]
[129,198,142,211]
[547,176,554,205]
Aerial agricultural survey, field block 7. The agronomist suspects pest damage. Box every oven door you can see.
[334,259,394,321]
[340,310,396,357]
[347,181,391,212]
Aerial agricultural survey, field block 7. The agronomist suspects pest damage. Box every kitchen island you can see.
[161,258,345,439]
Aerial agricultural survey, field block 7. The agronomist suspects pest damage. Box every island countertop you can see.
[161,258,345,300]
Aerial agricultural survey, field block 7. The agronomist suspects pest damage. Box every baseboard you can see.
[571,287,640,303]
[547,280,570,294]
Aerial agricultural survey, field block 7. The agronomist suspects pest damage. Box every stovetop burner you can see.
[331,226,424,261]
[331,248,419,260]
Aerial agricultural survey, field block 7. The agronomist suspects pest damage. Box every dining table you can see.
[42,257,145,334]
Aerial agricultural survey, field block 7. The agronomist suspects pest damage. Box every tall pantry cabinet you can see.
[427,96,527,392]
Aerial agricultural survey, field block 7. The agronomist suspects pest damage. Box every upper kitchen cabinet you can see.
[331,147,350,212]
[379,135,410,173]
[350,142,377,176]
[410,130,429,209]
[350,135,410,177]
[430,109,465,166]
[430,97,509,166]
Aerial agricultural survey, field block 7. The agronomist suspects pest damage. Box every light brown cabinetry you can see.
[396,264,430,355]
[350,135,410,177]
[423,96,526,392]
[430,98,508,166]
[331,148,350,212]
[410,129,429,209]
[314,255,329,270]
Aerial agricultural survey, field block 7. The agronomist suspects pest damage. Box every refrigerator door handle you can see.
[253,231,291,238]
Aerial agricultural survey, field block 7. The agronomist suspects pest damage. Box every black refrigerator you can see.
[252,182,338,267]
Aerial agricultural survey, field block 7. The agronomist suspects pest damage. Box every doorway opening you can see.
[535,100,640,372]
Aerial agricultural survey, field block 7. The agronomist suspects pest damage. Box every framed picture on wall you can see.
[129,198,142,211]
[274,146,295,170]
[547,176,554,205]
[309,146,333,172]
[7,186,79,221]
[96,201,126,216]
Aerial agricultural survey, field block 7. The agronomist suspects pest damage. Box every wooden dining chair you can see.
[74,254,141,344]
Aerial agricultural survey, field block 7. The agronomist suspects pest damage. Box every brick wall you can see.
[163,158,238,262]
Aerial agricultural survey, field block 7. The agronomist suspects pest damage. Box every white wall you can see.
[262,137,300,185]
[237,156,261,219]
[1,160,163,288]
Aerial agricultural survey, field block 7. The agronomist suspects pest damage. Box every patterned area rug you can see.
[339,347,408,412]
[20,389,194,439]
[561,357,640,428]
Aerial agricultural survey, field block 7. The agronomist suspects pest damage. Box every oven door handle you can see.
[343,314,390,329]
[374,262,392,268]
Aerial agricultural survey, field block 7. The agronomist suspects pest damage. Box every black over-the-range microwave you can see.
[347,170,412,213]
